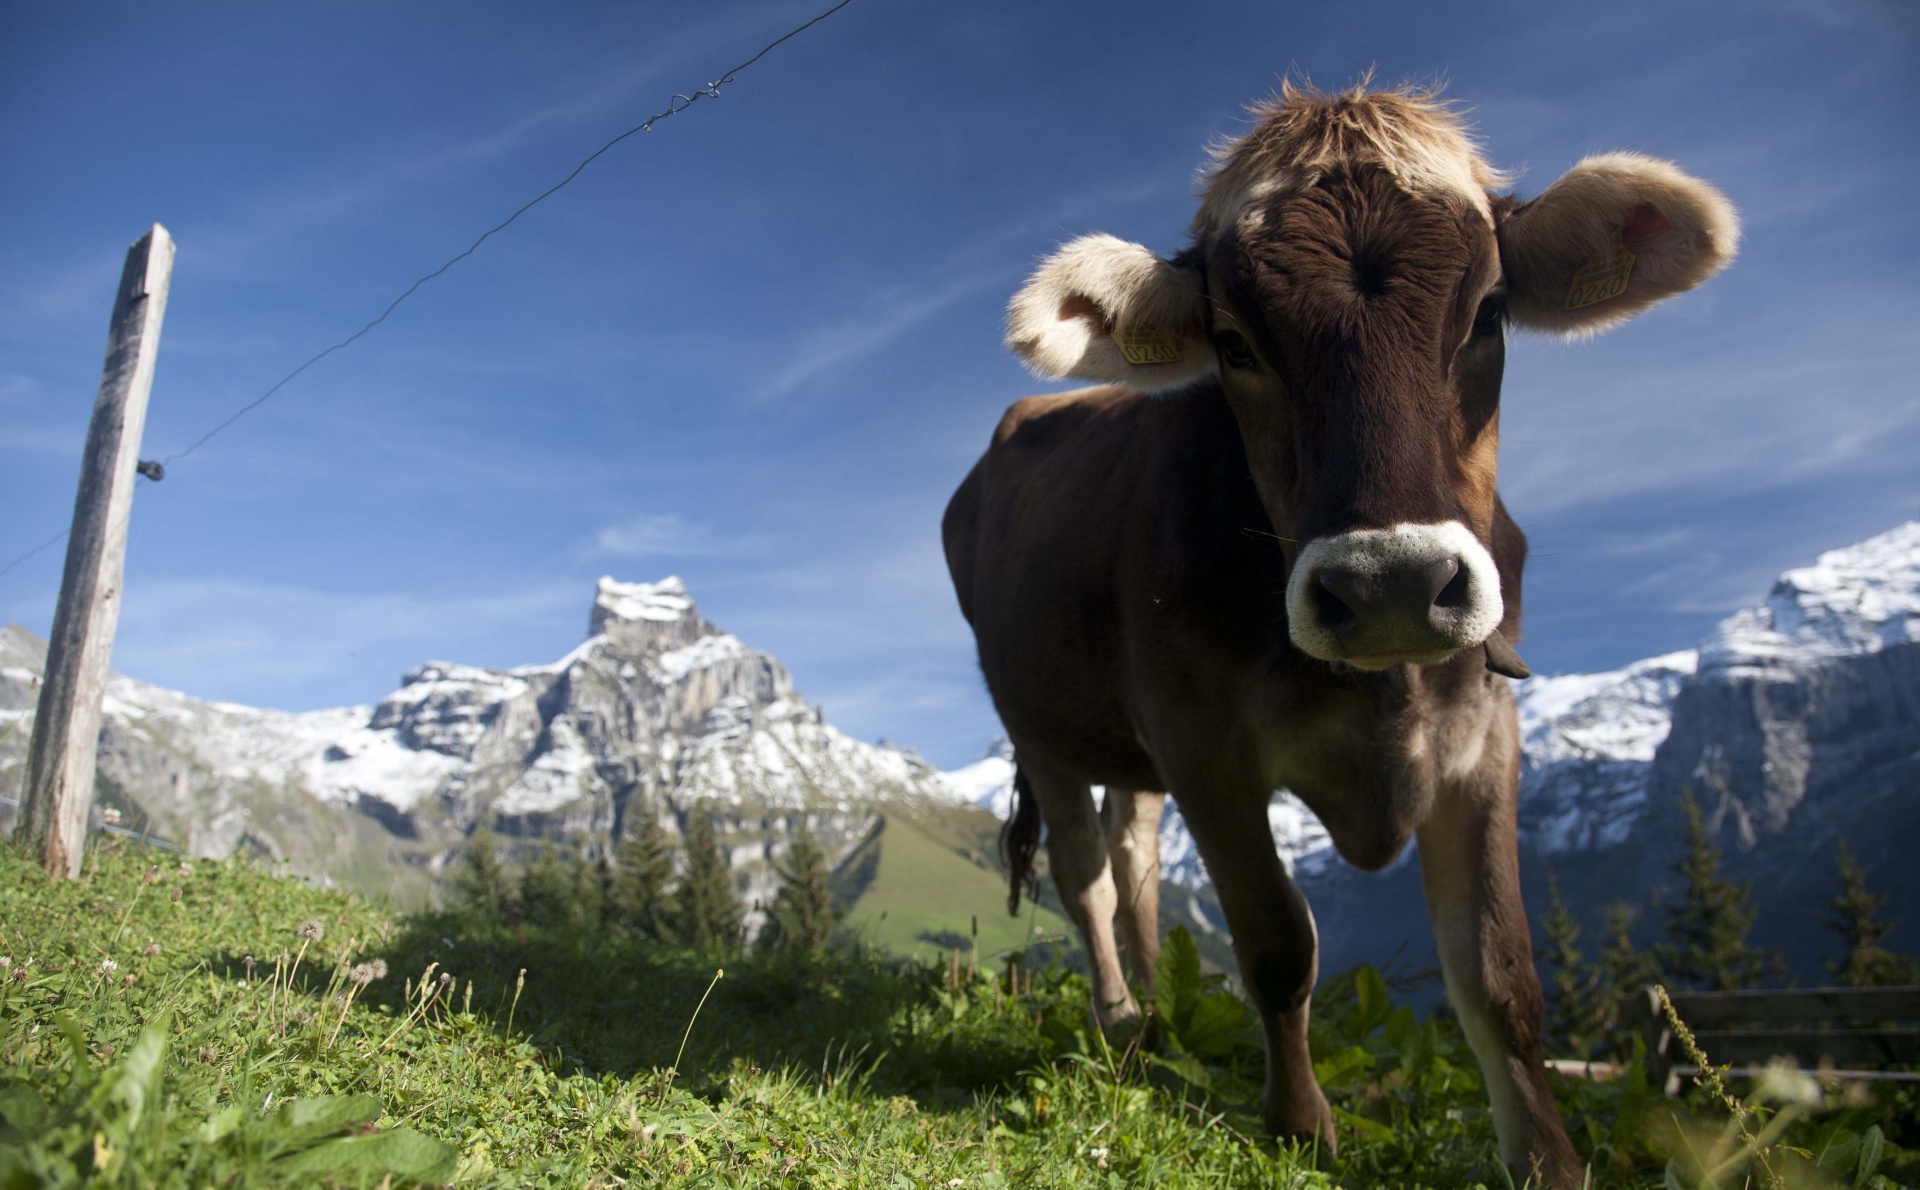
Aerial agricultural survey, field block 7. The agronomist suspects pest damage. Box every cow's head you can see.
[1005,84,1738,671]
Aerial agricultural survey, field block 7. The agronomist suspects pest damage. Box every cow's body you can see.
[943,84,1738,1186]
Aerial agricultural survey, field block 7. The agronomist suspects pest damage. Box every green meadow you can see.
[3,840,1915,1188]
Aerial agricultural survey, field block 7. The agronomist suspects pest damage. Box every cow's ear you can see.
[1500,153,1739,336]
[1006,234,1215,392]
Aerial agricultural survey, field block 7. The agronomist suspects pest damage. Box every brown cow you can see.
[943,83,1736,1185]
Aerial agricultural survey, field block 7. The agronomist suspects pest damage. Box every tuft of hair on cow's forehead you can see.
[1193,81,1515,240]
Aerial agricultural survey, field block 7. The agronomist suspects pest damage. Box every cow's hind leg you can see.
[1018,755,1138,1027]
[1166,756,1333,1149]
[1102,788,1165,995]
[1417,696,1583,1188]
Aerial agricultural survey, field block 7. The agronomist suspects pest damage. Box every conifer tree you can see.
[1654,790,1784,991]
[665,806,742,952]
[1827,839,1920,988]
[447,825,513,924]
[585,853,615,932]
[759,820,840,955]
[1540,876,1603,1056]
[612,807,678,942]
[519,840,575,930]
[1597,902,1662,1045]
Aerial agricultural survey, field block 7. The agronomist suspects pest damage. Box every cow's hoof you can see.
[1090,995,1143,1043]
[1264,1081,1336,1158]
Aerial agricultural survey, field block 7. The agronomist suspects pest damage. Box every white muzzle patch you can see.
[1285,520,1504,664]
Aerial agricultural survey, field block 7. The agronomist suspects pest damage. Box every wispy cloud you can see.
[753,269,1007,404]
[750,168,1184,404]
[590,512,728,558]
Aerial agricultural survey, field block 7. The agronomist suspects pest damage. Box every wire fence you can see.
[0,0,853,584]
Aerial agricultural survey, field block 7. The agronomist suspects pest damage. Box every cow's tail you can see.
[1001,765,1042,916]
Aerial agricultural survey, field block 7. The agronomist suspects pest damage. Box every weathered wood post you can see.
[15,225,175,879]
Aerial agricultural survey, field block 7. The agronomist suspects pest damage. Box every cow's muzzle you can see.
[1284,521,1504,669]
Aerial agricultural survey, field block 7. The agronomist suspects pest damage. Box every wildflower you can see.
[169,887,182,902]
[369,959,388,980]
[101,808,121,826]
[196,1045,217,1064]
[178,861,193,877]
[349,963,376,987]
[99,959,118,974]
[12,969,27,984]
[298,920,325,942]
[1089,1146,1109,1171]
[143,942,160,957]
[0,957,10,969]
[123,973,136,987]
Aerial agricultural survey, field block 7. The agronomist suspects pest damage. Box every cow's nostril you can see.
[1431,558,1468,609]
[1314,572,1358,631]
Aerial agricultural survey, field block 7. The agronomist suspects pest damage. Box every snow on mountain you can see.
[1515,519,1920,853]
[1513,651,1696,852]
[1701,521,1920,676]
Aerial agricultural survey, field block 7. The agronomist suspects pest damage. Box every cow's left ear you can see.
[1500,152,1739,336]
[1005,234,1215,392]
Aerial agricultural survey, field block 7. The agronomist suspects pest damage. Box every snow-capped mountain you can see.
[1701,523,1920,675]
[1,577,959,903]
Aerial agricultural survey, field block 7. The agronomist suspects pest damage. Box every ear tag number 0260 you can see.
[1111,326,1183,366]
[1566,237,1637,310]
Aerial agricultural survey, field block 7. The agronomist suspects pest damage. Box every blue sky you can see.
[3,0,1916,768]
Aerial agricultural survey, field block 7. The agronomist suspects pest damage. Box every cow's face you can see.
[1005,87,1738,670]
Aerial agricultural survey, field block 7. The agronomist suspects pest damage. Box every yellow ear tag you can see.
[1110,326,1183,366]
[1565,238,1637,310]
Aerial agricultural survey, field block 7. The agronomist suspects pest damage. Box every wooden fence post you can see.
[15,224,175,879]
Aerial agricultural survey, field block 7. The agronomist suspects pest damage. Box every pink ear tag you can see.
[1110,326,1183,366]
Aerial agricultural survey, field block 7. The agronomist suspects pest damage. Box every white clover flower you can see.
[99,959,118,973]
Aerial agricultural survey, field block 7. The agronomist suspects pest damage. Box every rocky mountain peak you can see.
[1702,520,1920,676]
[590,576,717,656]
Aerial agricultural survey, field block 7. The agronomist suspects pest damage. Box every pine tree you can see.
[519,840,576,930]
[612,808,678,942]
[664,806,742,952]
[1597,902,1662,1046]
[585,853,615,933]
[446,826,513,924]
[758,821,840,955]
[1540,876,1603,1057]
[1654,790,1784,991]
[1827,839,1920,988]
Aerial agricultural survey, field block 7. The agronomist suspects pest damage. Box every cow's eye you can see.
[1215,329,1257,369]
[1472,295,1506,339]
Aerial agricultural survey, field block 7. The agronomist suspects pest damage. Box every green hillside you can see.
[832,806,1073,961]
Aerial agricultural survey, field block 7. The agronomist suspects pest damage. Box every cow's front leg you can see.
[1416,694,1583,1188]
[1167,754,1333,1150]
[1019,753,1137,1027]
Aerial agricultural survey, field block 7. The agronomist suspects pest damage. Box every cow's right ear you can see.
[1005,234,1215,392]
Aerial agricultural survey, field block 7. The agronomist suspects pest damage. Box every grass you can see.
[3,839,1916,1188]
